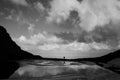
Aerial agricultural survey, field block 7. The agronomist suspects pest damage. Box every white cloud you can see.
[47,0,79,23]
[10,0,28,6]
[28,24,35,34]
[35,2,45,11]
[14,32,111,59]
[16,32,63,46]
[19,35,27,41]
[17,35,37,45]
[5,15,13,20]
[14,32,65,54]
[47,0,120,32]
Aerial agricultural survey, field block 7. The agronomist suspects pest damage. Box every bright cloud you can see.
[38,41,110,51]
[47,0,120,32]
[35,2,45,11]
[10,0,28,6]
[16,32,63,46]
[47,0,79,23]
[28,23,35,34]
[14,32,111,59]
[5,15,13,20]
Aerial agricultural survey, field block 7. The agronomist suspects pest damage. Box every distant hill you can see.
[73,49,120,74]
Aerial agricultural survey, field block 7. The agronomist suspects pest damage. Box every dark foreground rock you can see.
[0,25,43,79]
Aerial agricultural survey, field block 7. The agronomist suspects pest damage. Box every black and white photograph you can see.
[0,0,120,80]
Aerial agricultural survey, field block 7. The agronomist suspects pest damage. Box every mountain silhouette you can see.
[0,25,43,79]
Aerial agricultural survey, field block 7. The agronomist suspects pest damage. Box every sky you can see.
[0,0,57,38]
[1,0,120,59]
[0,0,82,38]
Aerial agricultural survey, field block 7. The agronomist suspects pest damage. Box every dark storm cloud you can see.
[54,32,77,43]
[90,26,119,47]
[0,0,44,24]
[52,10,79,30]
[0,0,16,15]
[54,23,120,48]
[0,0,35,37]
[79,24,120,48]
[54,31,87,43]
[69,10,79,21]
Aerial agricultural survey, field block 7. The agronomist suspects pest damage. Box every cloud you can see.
[5,15,13,20]
[28,23,35,34]
[47,0,120,32]
[15,32,63,46]
[10,0,28,6]
[15,35,111,59]
[14,32,110,59]
[14,32,66,53]
[0,12,4,16]
[15,31,111,51]
[17,35,36,45]
[46,0,79,23]
[35,2,45,11]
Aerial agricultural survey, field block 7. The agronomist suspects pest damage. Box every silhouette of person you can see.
[63,56,65,59]
[63,56,66,64]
